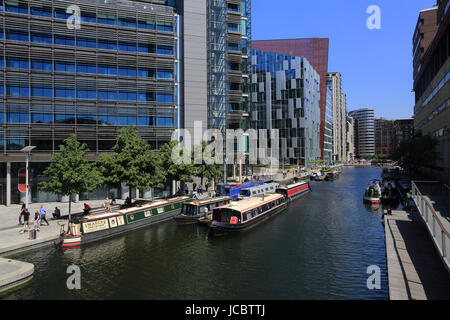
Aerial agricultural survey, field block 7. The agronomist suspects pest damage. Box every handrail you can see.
[412,181,450,273]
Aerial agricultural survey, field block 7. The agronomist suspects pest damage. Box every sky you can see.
[252,0,437,120]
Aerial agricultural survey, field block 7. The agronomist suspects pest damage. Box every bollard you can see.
[29,229,36,240]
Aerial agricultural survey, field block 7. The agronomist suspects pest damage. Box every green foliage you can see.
[40,135,101,216]
[99,127,166,192]
[158,141,195,184]
[193,141,223,184]
[392,135,439,171]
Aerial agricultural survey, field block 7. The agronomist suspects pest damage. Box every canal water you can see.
[2,167,390,300]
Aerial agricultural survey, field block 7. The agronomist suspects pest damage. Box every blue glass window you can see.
[7,111,29,124]
[157,93,173,104]
[98,65,117,76]
[77,63,96,74]
[77,89,96,100]
[98,14,116,25]
[6,1,28,14]
[98,90,116,100]
[118,17,136,28]
[32,86,52,97]
[54,35,75,46]
[138,44,151,53]
[31,6,52,17]
[157,45,173,55]
[55,88,75,99]
[80,12,96,23]
[157,21,173,32]
[77,37,96,48]
[138,68,154,78]
[98,39,117,50]
[7,85,29,96]
[32,60,52,71]
[119,67,137,77]
[54,8,70,19]
[55,62,75,73]
[31,32,52,44]
[119,42,136,52]
[157,69,173,80]
[118,91,137,101]
[6,30,29,41]
[138,20,155,30]
[7,58,29,69]
[32,113,53,124]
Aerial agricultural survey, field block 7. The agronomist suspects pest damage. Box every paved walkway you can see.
[0,257,34,293]
[385,210,450,300]
[0,199,123,256]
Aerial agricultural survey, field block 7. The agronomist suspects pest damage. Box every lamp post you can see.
[20,146,36,210]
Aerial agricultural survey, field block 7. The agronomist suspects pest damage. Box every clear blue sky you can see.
[252,0,437,120]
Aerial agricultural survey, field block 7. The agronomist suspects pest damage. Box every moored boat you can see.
[238,182,280,199]
[208,193,287,236]
[363,179,382,204]
[60,196,190,248]
[174,196,231,224]
[276,181,311,201]
[325,170,340,181]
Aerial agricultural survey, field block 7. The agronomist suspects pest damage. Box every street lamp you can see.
[20,146,36,210]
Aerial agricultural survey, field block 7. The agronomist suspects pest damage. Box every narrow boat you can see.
[325,170,340,181]
[363,179,382,204]
[208,193,287,236]
[315,175,326,181]
[60,196,190,248]
[174,196,231,224]
[238,182,280,199]
[276,181,311,202]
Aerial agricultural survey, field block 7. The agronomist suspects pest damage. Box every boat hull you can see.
[174,213,208,225]
[62,208,182,248]
[363,196,381,204]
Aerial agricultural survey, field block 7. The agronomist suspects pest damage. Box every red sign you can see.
[18,168,27,193]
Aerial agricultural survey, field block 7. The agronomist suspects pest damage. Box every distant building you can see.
[250,49,321,166]
[375,118,395,157]
[393,119,414,147]
[346,116,355,162]
[252,38,329,161]
[327,72,347,163]
[348,108,375,158]
[413,0,450,184]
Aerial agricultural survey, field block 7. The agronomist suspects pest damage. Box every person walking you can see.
[33,209,41,232]
[19,208,31,233]
[39,204,50,226]
[205,180,209,192]
[184,184,189,195]
[18,202,25,226]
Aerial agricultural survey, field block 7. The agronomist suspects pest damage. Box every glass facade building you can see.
[0,0,180,204]
[323,83,333,164]
[250,49,321,166]
[348,108,375,158]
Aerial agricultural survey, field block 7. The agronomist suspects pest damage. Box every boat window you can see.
[199,206,208,213]
[252,191,257,195]
[183,204,197,216]
[240,190,251,197]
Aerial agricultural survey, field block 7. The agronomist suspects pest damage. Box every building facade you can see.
[348,108,375,158]
[393,118,414,147]
[0,0,253,205]
[323,83,333,164]
[327,72,347,163]
[346,116,354,162]
[375,118,395,157]
[250,50,321,166]
[251,38,329,161]
[413,0,450,184]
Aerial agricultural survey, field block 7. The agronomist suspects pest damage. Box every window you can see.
[98,65,117,76]
[55,88,75,99]
[119,42,136,52]
[31,5,52,17]
[7,110,29,124]
[118,91,137,101]
[97,14,116,25]
[138,20,155,30]
[157,45,173,55]
[156,93,173,104]
[7,58,29,69]
[77,63,96,74]
[6,1,28,14]
[7,85,28,96]
[32,86,52,98]
[157,69,173,80]
[118,17,136,28]
[77,37,96,48]
[98,107,117,125]
[55,62,75,73]
[98,90,116,100]
[6,30,29,41]
[119,67,137,77]
[157,21,173,32]
[98,39,117,50]
[80,11,96,23]
[32,60,52,71]
[77,89,96,100]
[54,35,75,46]
[32,33,53,44]
[138,68,154,78]
[32,112,53,124]
[54,8,70,19]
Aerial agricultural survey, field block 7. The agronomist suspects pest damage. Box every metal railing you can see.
[412,181,450,273]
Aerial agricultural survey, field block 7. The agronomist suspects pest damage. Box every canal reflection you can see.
[3,167,389,300]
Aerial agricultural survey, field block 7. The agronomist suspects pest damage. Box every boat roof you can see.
[278,181,308,190]
[82,196,190,221]
[241,183,280,191]
[185,196,231,206]
[215,193,284,213]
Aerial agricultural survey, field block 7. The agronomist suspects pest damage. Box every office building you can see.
[393,118,414,147]
[413,0,450,184]
[327,72,347,163]
[375,118,395,157]
[252,38,329,161]
[250,49,321,166]
[348,108,375,158]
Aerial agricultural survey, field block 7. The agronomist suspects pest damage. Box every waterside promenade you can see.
[385,209,450,300]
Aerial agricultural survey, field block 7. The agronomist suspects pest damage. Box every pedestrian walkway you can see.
[385,209,450,300]
[0,257,34,293]
[0,199,122,256]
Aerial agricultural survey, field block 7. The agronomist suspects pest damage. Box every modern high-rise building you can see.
[0,0,252,205]
[375,118,395,157]
[323,83,333,165]
[393,118,414,147]
[413,0,450,184]
[327,72,347,163]
[346,116,354,162]
[348,108,375,158]
[251,38,329,160]
[250,50,321,166]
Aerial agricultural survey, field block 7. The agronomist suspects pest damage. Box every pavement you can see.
[0,199,124,256]
[0,257,34,293]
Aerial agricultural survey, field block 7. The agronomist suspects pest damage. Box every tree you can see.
[392,135,439,173]
[193,141,223,185]
[159,141,195,191]
[40,135,101,222]
[98,127,166,199]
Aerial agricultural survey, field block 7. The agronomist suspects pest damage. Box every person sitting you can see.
[52,207,61,220]
[83,203,92,216]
